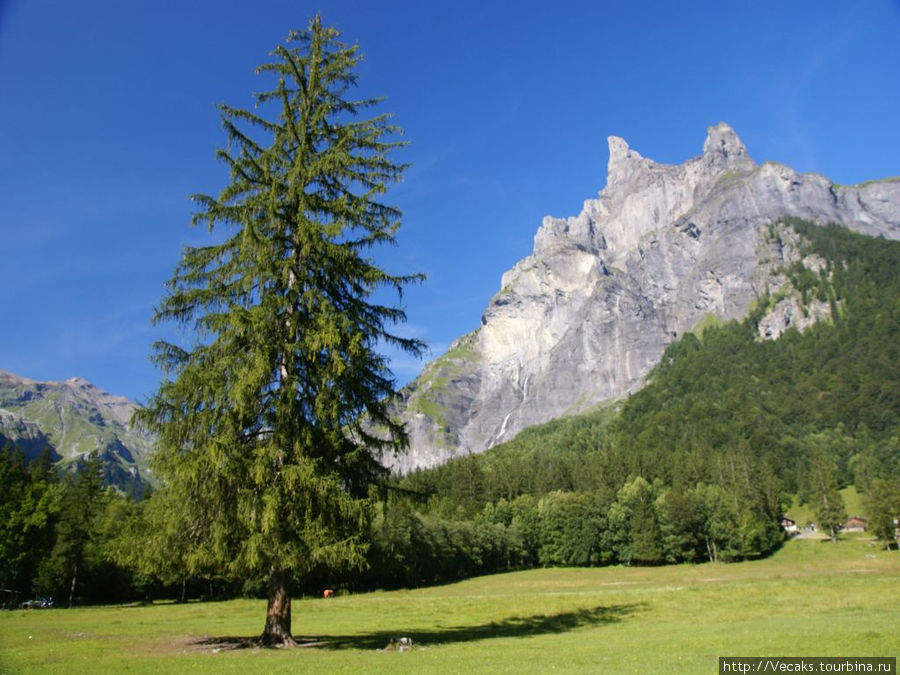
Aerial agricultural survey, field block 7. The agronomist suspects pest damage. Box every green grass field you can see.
[1,537,897,673]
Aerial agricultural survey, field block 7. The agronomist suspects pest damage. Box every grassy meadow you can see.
[1,536,897,673]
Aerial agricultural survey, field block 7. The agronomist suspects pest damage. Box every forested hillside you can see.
[2,219,898,603]
[372,219,899,586]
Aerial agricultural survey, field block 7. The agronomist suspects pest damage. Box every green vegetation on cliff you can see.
[405,330,482,445]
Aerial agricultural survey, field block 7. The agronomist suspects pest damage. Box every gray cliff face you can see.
[0,369,154,494]
[388,123,900,473]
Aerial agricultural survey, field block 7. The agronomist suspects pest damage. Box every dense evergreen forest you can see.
[2,219,898,605]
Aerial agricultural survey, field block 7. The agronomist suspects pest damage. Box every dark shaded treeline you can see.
[1,219,898,604]
[0,450,136,605]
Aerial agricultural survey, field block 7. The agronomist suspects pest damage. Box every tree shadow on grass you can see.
[191,602,645,651]
[320,602,646,651]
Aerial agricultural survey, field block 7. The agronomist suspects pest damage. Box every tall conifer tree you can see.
[138,15,423,645]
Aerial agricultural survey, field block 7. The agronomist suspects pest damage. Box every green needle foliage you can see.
[136,15,423,646]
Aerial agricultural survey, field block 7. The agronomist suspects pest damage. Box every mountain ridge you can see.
[388,123,900,473]
[0,369,152,494]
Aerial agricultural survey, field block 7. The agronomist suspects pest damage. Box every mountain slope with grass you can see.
[0,370,152,494]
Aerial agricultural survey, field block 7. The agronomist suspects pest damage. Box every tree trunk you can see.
[260,567,295,647]
[68,562,78,608]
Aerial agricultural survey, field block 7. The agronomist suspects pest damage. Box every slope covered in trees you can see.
[375,219,900,585]
[2,219,898,602]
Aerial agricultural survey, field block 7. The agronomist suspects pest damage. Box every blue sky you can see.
[1,0,899,403]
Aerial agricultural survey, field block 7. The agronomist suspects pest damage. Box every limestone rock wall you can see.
[388,123,900,473]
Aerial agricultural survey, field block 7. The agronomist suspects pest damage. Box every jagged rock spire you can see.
[606,135,649,187]
[702,122,753,170]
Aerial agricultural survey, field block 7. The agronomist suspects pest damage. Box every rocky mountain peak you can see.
[606,135,650,187]
[390,123,900,473]
[701,121,753,170]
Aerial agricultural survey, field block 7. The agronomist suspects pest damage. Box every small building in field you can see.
[842,516,868,532]
[780,517,799,535]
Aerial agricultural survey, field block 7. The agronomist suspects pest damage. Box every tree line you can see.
[2,218,897,606]
[0,449,134,606]
[360,474,780,590]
